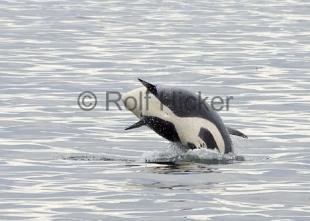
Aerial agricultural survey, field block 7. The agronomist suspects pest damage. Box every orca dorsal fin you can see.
[227,127,248,139]
[125,118,146,130]
[138,78,158,96]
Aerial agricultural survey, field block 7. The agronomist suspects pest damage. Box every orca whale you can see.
[122,79,247,154]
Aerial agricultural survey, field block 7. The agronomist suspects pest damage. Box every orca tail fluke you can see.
[227,127,248,139]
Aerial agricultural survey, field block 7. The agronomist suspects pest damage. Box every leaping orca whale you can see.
[122,79,247,154]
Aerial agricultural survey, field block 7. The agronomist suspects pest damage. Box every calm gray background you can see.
[0,0,310,220]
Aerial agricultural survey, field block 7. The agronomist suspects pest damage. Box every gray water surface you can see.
[1,0,310,220]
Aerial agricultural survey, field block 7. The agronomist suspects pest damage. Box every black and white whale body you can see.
[122,79,247,154]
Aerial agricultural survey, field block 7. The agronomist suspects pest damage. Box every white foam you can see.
[143,143,186,163]
[143,143,245,164]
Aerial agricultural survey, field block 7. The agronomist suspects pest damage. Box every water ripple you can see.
[0,0,309,220]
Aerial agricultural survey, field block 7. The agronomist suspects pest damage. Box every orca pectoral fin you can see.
[227,127,248,139]
[125,118,146,130]
[138,78,158,96]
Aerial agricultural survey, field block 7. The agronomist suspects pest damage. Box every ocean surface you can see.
[0,0,310,220]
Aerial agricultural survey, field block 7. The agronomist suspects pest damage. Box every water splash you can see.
[143,143,245,164]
